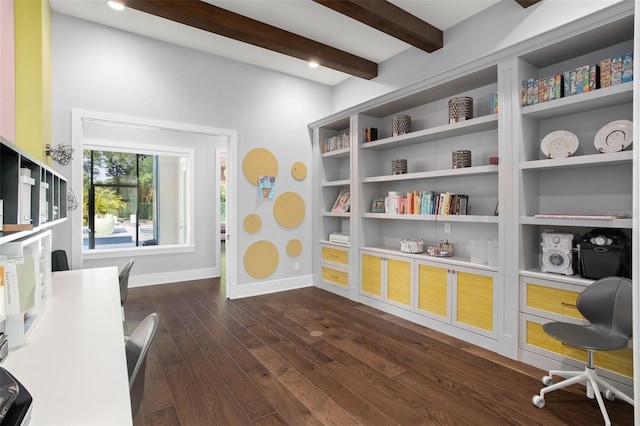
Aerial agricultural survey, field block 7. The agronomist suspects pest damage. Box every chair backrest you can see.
[577,276,632,339]
[119,259,135,306]
[126,312,159,418]
[51,249,70,271]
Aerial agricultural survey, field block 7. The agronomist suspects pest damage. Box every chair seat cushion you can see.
[543,322,629,351]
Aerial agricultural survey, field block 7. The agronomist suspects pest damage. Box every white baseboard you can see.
[130,270,314,300]
[229,274,313,299]
[129,267,219,287]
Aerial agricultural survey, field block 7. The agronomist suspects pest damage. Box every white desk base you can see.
[2,267,132,425]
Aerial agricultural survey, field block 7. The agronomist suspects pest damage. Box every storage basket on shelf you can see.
[400,239,424,254]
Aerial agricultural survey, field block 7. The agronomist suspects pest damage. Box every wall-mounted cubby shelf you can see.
[0,137,68,245]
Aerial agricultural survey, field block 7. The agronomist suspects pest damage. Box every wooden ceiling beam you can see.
[313,0,443,53]
[515,0,542,8]
[118,0,378,79]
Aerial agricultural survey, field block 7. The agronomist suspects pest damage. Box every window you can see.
[83,146,190,251]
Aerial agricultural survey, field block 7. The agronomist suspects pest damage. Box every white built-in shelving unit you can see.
[311,4,637,398]
[0,138,68,349]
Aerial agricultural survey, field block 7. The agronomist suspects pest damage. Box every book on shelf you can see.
[533,213,629,220]
[331,186,351,212]
[384,190,468,215]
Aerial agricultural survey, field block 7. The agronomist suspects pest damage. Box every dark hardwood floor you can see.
[125,278,633,425]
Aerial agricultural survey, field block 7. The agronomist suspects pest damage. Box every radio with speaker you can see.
[540,232,575,275]
[577,228,630,279]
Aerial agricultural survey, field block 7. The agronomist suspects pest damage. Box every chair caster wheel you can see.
[542,375,553,386]
[532,395,545,408]
[604,390,616,401]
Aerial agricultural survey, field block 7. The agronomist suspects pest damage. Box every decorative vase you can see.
[392,115,411,136]
[391,159,408,175]
[95,214,116,236]
[449,97,473,123]
[452,150,472,168]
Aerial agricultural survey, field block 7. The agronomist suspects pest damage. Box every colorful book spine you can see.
[576,65,589,93]
[547,76,557,101]
[622,52,633,83]
[490,92,498,114]
[563,71,571,96]
[538,78,547,103]
[611,55,622,85]
[526,79,535,105]
[554,74,563,99]
[568,69,577,96]
[600,58,611,87]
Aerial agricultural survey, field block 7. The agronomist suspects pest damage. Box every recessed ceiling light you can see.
[107,1,125,11]
[308,61,319,69]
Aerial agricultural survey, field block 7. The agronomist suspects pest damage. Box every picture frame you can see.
[371,196,385,213]
[331,186,351,212]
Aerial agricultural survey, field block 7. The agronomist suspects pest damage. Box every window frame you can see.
[82,138,195,258]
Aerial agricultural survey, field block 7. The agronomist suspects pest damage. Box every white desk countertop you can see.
[2,267,132,425]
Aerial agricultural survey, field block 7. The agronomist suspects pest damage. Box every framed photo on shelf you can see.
[371,196,385,213]
[331,186,351,212]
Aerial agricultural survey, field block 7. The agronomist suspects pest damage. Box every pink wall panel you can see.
[0,0,16,143]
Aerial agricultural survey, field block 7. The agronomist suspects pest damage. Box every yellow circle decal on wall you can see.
[242,148,278,185]
[243,214,262,234]
[244,240,279,279]
[273,191,305,229]
[291,162,307,180]
[286,239,302,257]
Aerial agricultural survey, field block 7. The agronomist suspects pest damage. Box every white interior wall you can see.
[49,0,629,293]
[51,13,333,291]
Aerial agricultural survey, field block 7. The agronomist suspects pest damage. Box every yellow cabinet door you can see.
[525,282,582,319]
[361,253,382,297]
[456,271,494,333]
[525,320,633,378]
[321,246,348,265]
[417,263,449,319]
[321,266,349,287]
[386,257,412,307]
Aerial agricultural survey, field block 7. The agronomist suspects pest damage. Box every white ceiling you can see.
[49,0,501,86]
